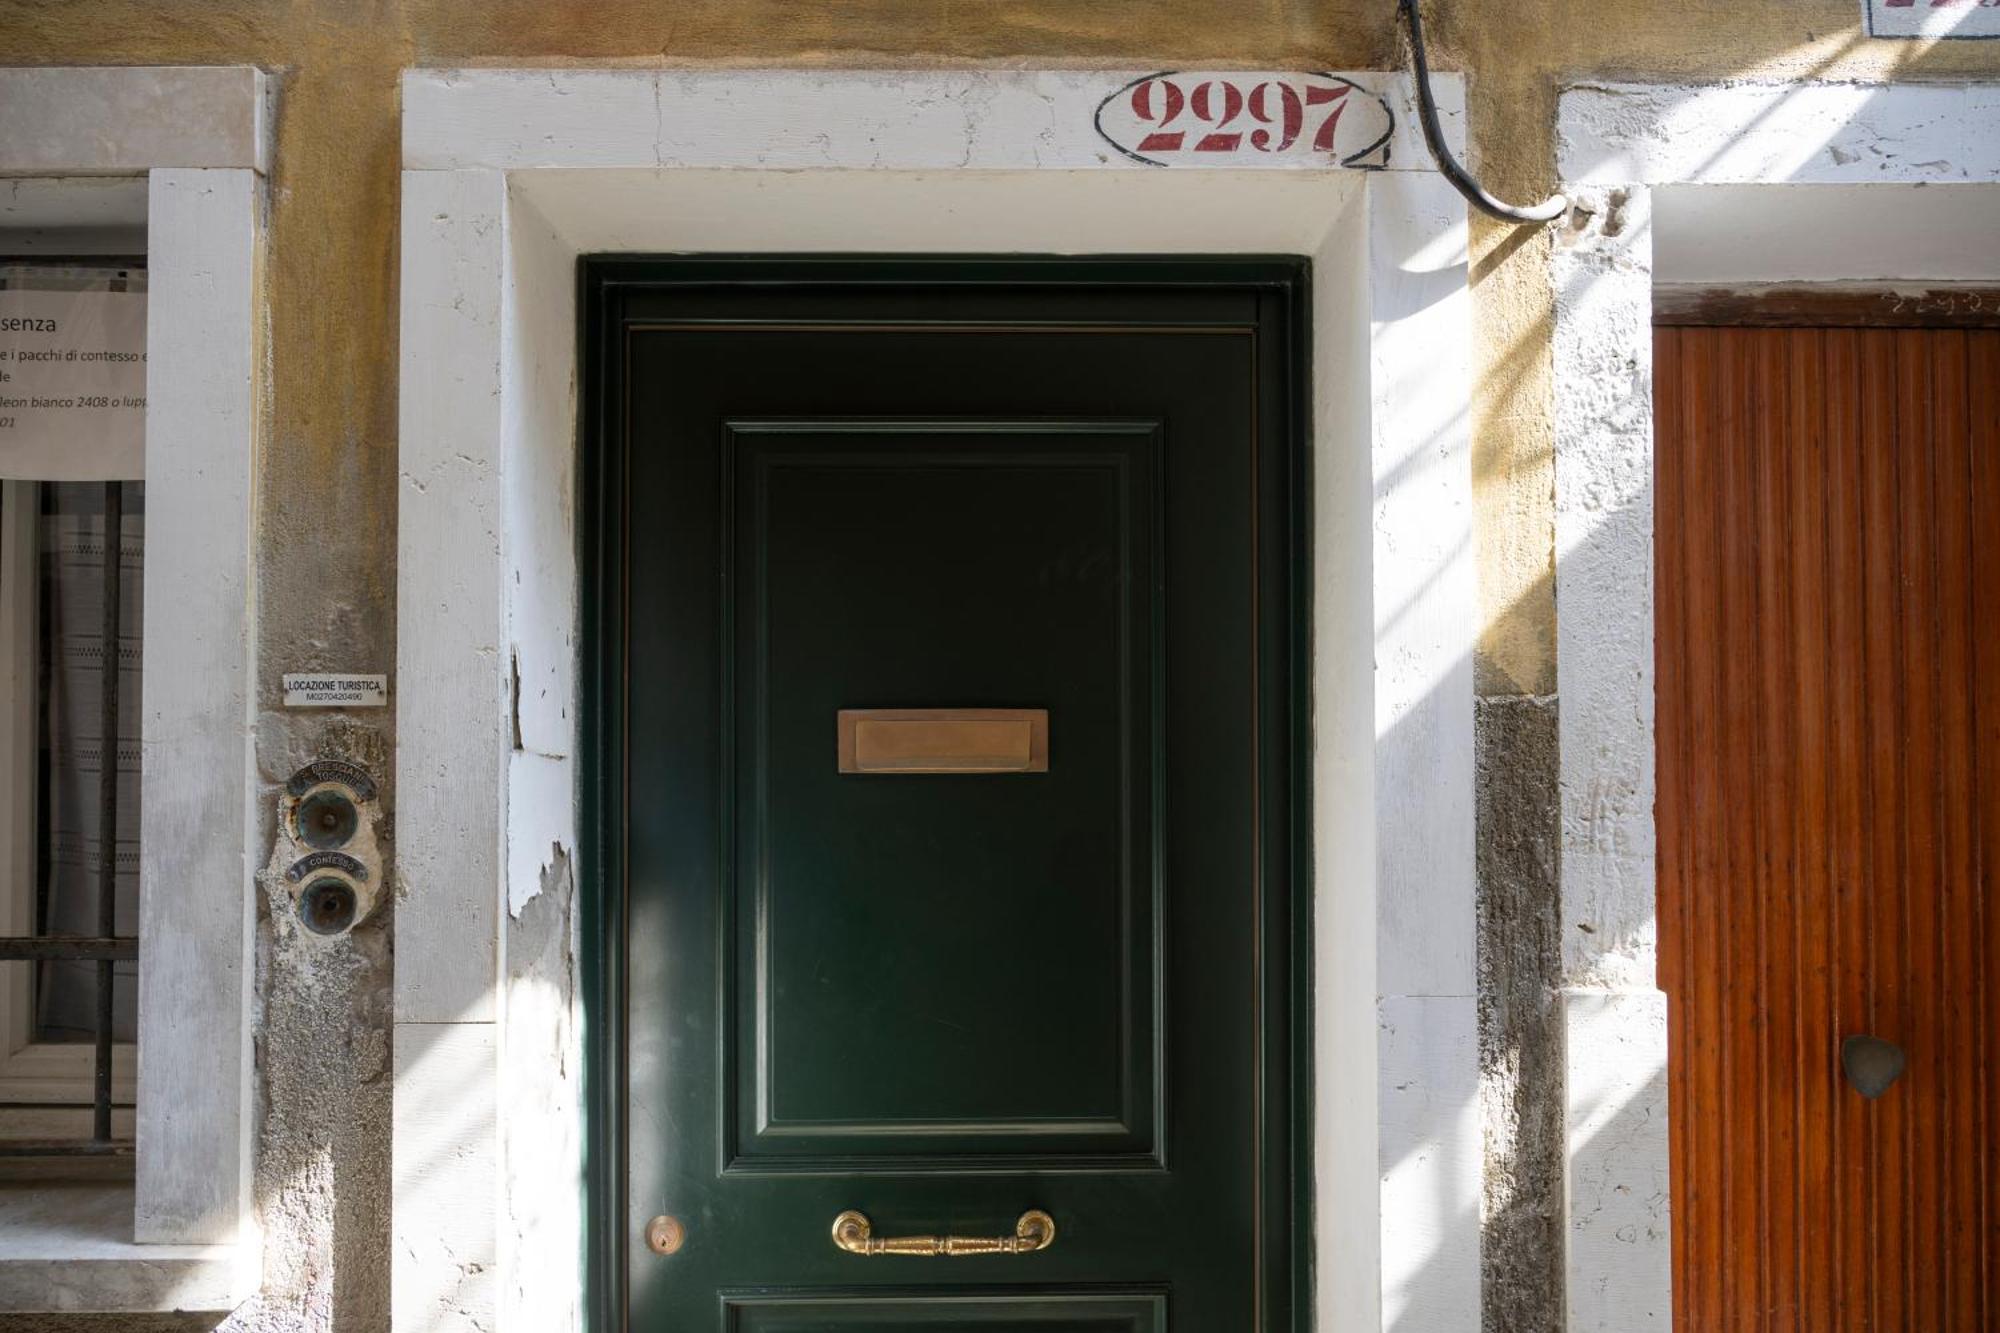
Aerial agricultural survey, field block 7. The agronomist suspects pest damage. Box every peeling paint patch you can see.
[502,844,580,1333]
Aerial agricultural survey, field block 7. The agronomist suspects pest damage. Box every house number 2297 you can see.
[1094,71,1396,170]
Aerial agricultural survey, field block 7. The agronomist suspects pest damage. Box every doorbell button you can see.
[298,878,359,936]
[295,788,360,849]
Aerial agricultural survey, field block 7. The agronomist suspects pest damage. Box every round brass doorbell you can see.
[295,788,360,849]
[298,878,359,936]
[276,759,384,941]
[646,1214,687,1256]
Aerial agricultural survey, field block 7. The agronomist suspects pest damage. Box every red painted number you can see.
[1132,78,1186,152]
[1191,80,1246,152]
[1130,76,1351,155]
[1248,81,1304,153]
[1307,84,1350,151]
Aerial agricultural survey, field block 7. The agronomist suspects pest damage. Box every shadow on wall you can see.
[1376,399,1668,1332]
[1458,43,1994,1326]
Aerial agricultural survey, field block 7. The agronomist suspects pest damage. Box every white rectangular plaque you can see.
[0,289,148,480]
[1867,0,2000,38]
[283,673,389,708]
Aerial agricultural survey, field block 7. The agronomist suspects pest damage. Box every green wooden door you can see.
[582,258,1307,1332]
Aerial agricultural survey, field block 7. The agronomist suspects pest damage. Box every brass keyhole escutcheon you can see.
[646,1214,686,1256]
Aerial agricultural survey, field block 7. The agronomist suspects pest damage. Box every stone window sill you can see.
[0,1183,250,1314]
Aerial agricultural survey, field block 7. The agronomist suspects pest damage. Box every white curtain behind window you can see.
[33,482,142,1043]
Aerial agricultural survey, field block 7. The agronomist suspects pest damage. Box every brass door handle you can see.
[831,1209,1055,1256]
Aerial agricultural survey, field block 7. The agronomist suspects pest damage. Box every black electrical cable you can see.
[1399,0,1569,226]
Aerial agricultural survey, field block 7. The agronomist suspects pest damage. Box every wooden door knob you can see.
[1840,1035,1906,1099]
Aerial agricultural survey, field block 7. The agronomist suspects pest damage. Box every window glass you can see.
[0,260,147,1153]
[33,480,143,1044]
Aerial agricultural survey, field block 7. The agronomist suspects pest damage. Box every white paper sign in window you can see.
[1867,0,2000,39]
[0,289,147,481]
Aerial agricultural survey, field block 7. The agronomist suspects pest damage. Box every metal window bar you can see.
[0,479,135,1159]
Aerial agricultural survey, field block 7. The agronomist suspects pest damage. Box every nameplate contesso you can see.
[1866,0,2000,38]
[284,850,369,884]
[837,708,1050,774]
[1094,71,1395,169]
[0,289,147,481]
[283,673,389,708]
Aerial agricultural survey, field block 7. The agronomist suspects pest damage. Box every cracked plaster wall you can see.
[1,2,1998,1330]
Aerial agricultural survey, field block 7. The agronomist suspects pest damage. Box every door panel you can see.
[730,420,1160,1168]
[1656,325,2000,1329]
[584,260,1305,1330]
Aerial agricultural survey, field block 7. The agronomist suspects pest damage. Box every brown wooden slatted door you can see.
[1657,322,2000,1331]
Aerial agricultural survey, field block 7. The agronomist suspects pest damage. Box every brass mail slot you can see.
[837,708,1050,774]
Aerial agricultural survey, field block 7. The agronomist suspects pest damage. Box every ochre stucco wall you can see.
[8,0,1993,766]
[3,3,1997,1329]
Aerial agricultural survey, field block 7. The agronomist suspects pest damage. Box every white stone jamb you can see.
[392,166,508,1332]
[1550,176,1668,1333]
[397,67,1477,1333]
[136,165,262,1248]
[1553,78,2000,1332]
[1366,168,1480,1333]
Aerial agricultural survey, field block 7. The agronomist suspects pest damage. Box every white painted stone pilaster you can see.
[1367,169,1480,1333]
[392,166,508,1333]
[135,166,262,1249]
[1551,178,1672,1333]
[495,180,585,1333]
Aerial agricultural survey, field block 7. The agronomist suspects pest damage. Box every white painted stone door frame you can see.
[1552,78,2000,1333]
[395,68,1479,1333]
[0,64,264,1308]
